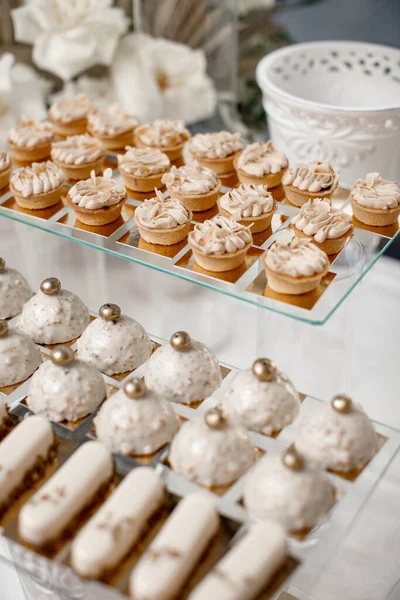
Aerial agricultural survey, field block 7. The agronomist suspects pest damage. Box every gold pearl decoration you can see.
[282,447,304,472]
[170,331,191,351]
[331,394,352,414]
[99,303,121,323]
[40,277,61,296]
[50,346,75,366]
[0,258,5,273]
[205,405,227,429]
[124,378,146,400]
[252,358,276,382]
[0,320,9,337]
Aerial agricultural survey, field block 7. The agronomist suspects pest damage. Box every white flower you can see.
[11,0,128,81]
[111,33,217,125]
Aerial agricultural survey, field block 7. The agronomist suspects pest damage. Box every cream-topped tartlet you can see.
[48,95,93,136]
[0,320,41,388]
[350,172,400,227]
[292,198,353,255]
[18,277,90,344]
[10,161,64,210]
[264,237,329,295]
[0,152,11,189]
[188,215,252,272]
[283,162,339,207]
[95,378,178,455]
[88,104,139,150]
[222,358,300,435]
[162,161,221,212]
[145,331,222,405]
[27,346,106,422]
[8,119,54,162]
[51,133,106,180]
[188,131,244,176]
[219,183,277,233]
[67,168,127,226]
[77,303,152,375]
[0,257,32,319]
[134,189,192,246]
[134,119,190,162]
[295,394,378,472]
[118,147,170,192]
[244,447,335,531]
[235,141,288,188]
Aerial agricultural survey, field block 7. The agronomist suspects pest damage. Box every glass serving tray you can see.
[1,310,400,600]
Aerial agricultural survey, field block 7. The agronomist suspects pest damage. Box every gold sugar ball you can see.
[331,394,352,414]
[252,358,276,382]
[0,320,9,337]
[40,277,61,296]
[282,446,304,471]
[99,303,121,323]
[124,378,146,399]
[0,258,5,273]
[170,331,191,351]
[205,405,227,429]
[50,346,75,366]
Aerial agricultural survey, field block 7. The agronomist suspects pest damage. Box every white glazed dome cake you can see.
[27,346,106,422]
[169,405,254,487]
[244,447,335,531]
[95,378,178,455]
[145,331,222,405]
[18,278,90,344]
[0,320,41,387]
[77,303,152,376]
[0,258,32,319]
[222,358,300,435]
[295,394,378,472]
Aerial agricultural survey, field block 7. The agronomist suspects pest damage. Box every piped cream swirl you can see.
[0,152,10,172]
[350,173,400,209]
[237,141,288,177]
[162,161,219,195]
[68,169,126,209]
[188,131,244,159]
[136,120,189,148]
[135,190,190,229]
[10,161,64,198]
[282,162,338,192]
[8,119,53,148]
[292,199,352,242]
[88,104,139,136]
[49,95,92,123]
[265,238,328,277]
[118,147,170,176]
[189,215,252,255]
[51,134,105,165]
[219,184,275,219]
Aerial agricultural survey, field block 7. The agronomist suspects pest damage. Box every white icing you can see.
[8,119,53,149]
[162,161,219,196]
[169,415,254,486]
[236,141,288,177]
[19,441,113,546]
[222,368,300,435]
[10,161,64,198]
[94,386,178,455]
[351,172,400,209]
[0,152,10,172]
[51,134,105,166]
[88,104,139,136]
[136,119,188,148]
[0,267,32,320]
[244,452,335,531]
[295,401,378,471]
[292,198,352,243]
[145,339,222,405]
[68,169,126,210]
[118,147,170,177]
[18,288,90,344]
[189,216,252,256]
[188,131,244,159]
[265,237,328,277]
[49,95,92,124]
[0,326,41,387]
[77,313,152,375]
[131,494,219,600]
[282,162,338,192]
[71,468,164,579]
[219,184,275,219]
[135,190,190,229]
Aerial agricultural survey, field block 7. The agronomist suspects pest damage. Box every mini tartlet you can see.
[118,147,170,192]
[291,198,353,255]
[350,172,400,227]
[188,131,244,176]
[87,103,139,150]
[67,168,127,226]
[162,161,221,212]
[234,141,288,188]
[295,394,378,472]
[0,320,41,388]
[10,161,64,210]
[169,405,254,487]
[218,183,277,233]
[0,152,11,189]
[188,215,253,272]
[134,119,190,162]
[51,134,106,180]
[8,118,54,163]
[0,257,32,319]
[145,331,222,405]
[77,303,152,375]
[48,94,93,136]
[264,237,329,295]
[134,189,192,246]
[282,161,339,207]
